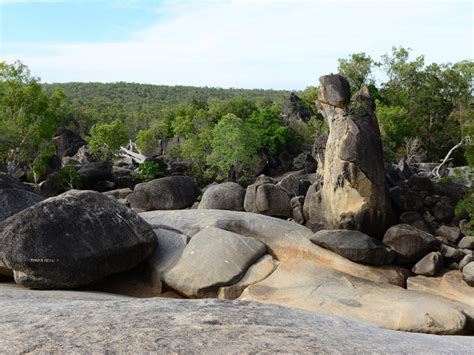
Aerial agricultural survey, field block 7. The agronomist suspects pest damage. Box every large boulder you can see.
[383,224,439,265]
[310,230,395,266]
[304,76,394,238]
[0,188,43,222]
[78,161,113,189]
[244,176,292,218]
[128,176,199,211]
[162,227,266,297]
[198,182,245,211]
[0,172,32,191]
[140,209,410,287]
[0,190,157,289]
[240,258,468,334]
[53,128,87,159]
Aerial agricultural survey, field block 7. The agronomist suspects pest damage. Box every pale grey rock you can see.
[0,284,473,353]
[437,225,461,243]
[198,182,245,211]
[459,236,474,250]
[412,252,444,276]
[463,262,474,286]
[163,226,266,297]
[218,254,278,300]
[148,228,188,276]
[103,187,133,200]
[440,244,463,260]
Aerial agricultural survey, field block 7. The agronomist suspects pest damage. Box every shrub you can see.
[132,161,164,182]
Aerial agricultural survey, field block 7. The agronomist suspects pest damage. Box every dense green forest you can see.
[0,46,472,184]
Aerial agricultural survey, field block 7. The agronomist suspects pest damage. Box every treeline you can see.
[0,46,472,184]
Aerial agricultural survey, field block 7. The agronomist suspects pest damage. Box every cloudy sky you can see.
[0,0,472,89]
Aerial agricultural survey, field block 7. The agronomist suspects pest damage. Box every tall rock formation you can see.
[303,74,393,238]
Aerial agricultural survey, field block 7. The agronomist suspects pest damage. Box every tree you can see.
[0,60,66,174]
[247,107,289,152]
[207,113,260,182]
[136,129,157,156]
[338,52,378,91]
[87,120,129,159]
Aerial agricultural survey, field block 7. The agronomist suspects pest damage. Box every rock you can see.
[103,187,133,200]
[140,209,410,287]
[163,226,266,297]
[198,182,245,211]
[459,255,474,270]
[386,165,406,187]
[0,190,157,289]
[390,186,423,212]
[53,128,87,158]
[148,228,188,277]
[311,132,328,175]
[411,252,444,276]
[278,173,311,197]
[78,161,113,189]
[240,258,468,334]
[383,224,439,265]
[0,172,32,191]
[290,195,305,224]
[244,178,292,218]
[305,78,394,238]
[0,188,43,222]
[310,230,395,266]
[459,236,474,250]
[94,180,115,192]
[2,285,474,353]
[407,270,474,307]
[217,255,278,300]
[128,176,199,211]
[280,93,312,124]
[440,244,463,261]
[407,175,433,193]
[435,181,469,205]
[112,166,134,178]
[399,211,434,234]
[432,200,455,223]
[462,262,474,286]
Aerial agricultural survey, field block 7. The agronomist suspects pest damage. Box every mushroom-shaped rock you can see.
[0,190,157,289]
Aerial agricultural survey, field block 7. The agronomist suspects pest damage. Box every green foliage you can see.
[338,52,378,90]
[132,161,164,182]
[0,61,66,169]
[376,104,411,154]
[136,129,157,156]
[87,120,129,159]
[456,186,474,234]
[248,107,289,152]
[31,143,56,183]
[207,113,260,182]
[46,165,85,195]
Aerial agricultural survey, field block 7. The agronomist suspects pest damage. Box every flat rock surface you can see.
[0,283,473,354]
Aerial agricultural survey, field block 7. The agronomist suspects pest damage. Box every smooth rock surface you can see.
[241,258,468,334]
[0,190,157,289]
[310,229,394,265]
[198,182,245,211]
[463,262,474,286]
[140,209,410,287]
[1,284,473,353]
[411,252,444,276]
[459,236,474,250]
[163,226,266,297]
[383,224,439,265]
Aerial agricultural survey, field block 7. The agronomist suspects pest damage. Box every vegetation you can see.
[87,120,129,159]
[132,161,164,182]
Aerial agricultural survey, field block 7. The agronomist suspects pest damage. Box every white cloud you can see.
[2,0,472,89]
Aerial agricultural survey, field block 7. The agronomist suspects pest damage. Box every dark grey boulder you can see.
[0,173,31,191]
[399,211,434,234]
[163,226,266,297]
[411,252,444,276]
[390,186,423,212]
[317,74,350,107]
[462,262,474,286]
[128,176,199,211]
[78,161,113,189]
[0,188,43,222]
[459,236,474,250]
[310,230,395,266]
[244,177,292,218]
[198,182,245,211]
[280,93,312,124]
[0,190,157,289]
[53,128,87,158]
[383,224,439,265]
[407,175,434,193]
[432,199,455,223]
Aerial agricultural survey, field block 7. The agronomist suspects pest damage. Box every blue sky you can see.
[0,0,472,89]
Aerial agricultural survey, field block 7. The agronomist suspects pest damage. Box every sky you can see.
[0,0,472,90]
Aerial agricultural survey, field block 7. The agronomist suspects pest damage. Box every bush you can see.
[136,129,157,156]
[456,186,474,235]
[87,120,129,159]
[132,161,164,182]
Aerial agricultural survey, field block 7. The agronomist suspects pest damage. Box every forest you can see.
[0,46,472,185]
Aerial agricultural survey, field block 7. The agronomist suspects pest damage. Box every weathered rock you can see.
[0,172,32,191]
[463,262,474,286]
[436,225,461,243]
[280,93,312,124]
[407,175,434,193]
[198,182,245,211]
[53,128,87,158]
[305,77,394,238]
[128,176,199,211]
[1,284,474,353]
[112,166,134,178]
[432,200,455,223]
[278,173,311,197]
[0,190,157,289]
[390,186,423,212]
[310,230,395,266]
[290,195,305,224]
[0,188,43,222]
[163,226,266,297]
[217,254,278,300]
[411,252,444,276]
[240,258,468,334]
[103,187,133,200]
[78,161,113,189]
[440,244,463,261]
[399,211,434,234]
[244,178,292,218]
[383,224,439,265]
[459,236,474,250]
[459,255,474,270]
[147,228,188,277]
[407,270,474,307]
[311,132,328,176]
[140,209,410,287]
